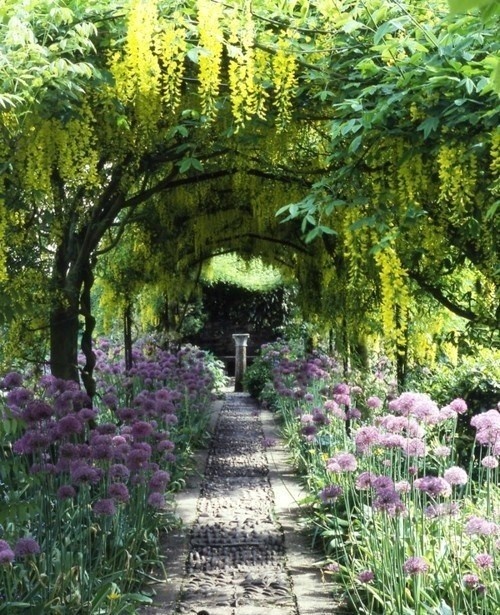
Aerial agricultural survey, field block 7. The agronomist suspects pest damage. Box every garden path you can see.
[140,390,350,615]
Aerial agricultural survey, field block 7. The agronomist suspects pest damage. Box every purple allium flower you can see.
[433,445,451,458]
[126,446,152,471]
[357,570,374,583]
[366,395,382,409]
[354,426,381,453]
[149,470,170,491]
[414,476,452,498]
[14,537,40,558]
[465,516,499,536]
[438,406,458,422]
[108,482,130,503]
[6,387,33,410]
[324,562,341,573]
[372,475,394,491]
[57,485,76,500]
[0,540,11,551]
[109,463,131,481]
[474,553,494,569]
[424,502,460,518]
[462,573,480,590]
[131,420,154,439]
[301,423,317,437]
[148,492,166,508]
[22,400,54,423]
[156,439,175,452]
[333,383,350,396]
[373,488,406,516]
[443,466,468,486]
[319,484,343,504]
[481,456,498,469]
[403,557,429,575]
[395,480,411,494]
[116,407,136,422]
[0,548,15,565]
[92,498,116,516]
[1,371,24,389]
[449,398,468,414]
[327,453,358,473]
[165,413,178,425]
[78,407,98,422]
[102,392,119,409]
[402,438,426,458]
[96,423,117,435]
[70,462,102,485]
[355,471,375,490]
[347,408,362,420]
[57,414,84,437]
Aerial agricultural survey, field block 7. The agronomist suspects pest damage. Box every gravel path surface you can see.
[140,391,349,615]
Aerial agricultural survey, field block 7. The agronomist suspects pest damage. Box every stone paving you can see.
[141,391,350,615]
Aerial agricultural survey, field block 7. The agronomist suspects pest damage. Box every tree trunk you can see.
[124,302,133,371]
[50,299,80,383]
[80,264,97,400]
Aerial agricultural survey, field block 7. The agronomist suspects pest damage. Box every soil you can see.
[139,390,351,615]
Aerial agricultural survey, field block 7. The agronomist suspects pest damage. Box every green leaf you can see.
[448,0,496,13]
[417,116,440,138]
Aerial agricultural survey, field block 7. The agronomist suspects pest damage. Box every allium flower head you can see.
[366,395,382,409]
[92,498,116,516]
[462,573,480,590]
[433,445,451,458]
[357,570,374,583]
[1,371,24,389]
[443,466,468,486]
[57,485,76,500]
[319,484,343,504]
[354,426,381,453]
[148,492,166,508]
[449,398,468,414]
[108,482,130,503]
[414,476,452,498]
[481,456,498,469]
[14,537,40,558]
[465,516,499,536]
[474,553,494,569]
[0,548,15,565]
[403,556,429,575]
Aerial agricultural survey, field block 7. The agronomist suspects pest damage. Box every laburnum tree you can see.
[0,0,333,389]
[278,0,499,380]
[0,0,498,391]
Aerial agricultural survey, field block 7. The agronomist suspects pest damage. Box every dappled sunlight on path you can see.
[141,391,349,615]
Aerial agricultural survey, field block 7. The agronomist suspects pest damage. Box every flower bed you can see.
[259,342,499,615]
[0,341,221,613]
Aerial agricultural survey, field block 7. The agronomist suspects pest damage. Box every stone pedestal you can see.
[232,333,250,392]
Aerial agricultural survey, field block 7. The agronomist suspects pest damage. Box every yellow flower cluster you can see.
[272,39,298,130]
[16,106,99,195]
[490,127,500,196]
[437,142,477,219]
[374,246,411,355]
[197,0,224,121]
[156,21,187,114]
[109,0,162,139]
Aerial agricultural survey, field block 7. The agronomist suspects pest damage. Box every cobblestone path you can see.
[142,392,346,615]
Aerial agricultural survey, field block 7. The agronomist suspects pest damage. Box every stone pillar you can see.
[232,333,250,392]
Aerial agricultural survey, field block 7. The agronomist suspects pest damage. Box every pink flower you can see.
[403,556,429,575]
[433,445,451,458]
[366,396,382,409]
[414,476,452,497]
[481,455,498,469]
[443,466,468,486]
[465,516,499,536]
[327,453,357,473]
[474,553,494,569]
[357,570,374,583]
[354,426,381,453]
[449,398,468,414]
